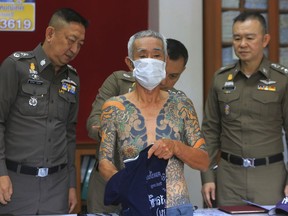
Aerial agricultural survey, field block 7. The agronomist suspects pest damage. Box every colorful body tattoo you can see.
[99,91,206,207]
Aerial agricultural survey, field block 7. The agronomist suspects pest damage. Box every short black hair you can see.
[50,8,89,28]
[167,38,189,66]
[233,11,267,34]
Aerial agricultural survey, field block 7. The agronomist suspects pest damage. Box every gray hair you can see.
[127,30,167,59]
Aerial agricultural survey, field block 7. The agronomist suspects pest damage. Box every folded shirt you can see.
[104,145,168,216]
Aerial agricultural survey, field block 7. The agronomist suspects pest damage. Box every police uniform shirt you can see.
[87,71,135,143]
[0,44,79,187]
[202,56,288,183]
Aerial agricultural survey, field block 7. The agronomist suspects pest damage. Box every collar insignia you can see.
[40,59,46,66]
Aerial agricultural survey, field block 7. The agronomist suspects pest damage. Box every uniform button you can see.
[51,100,54,103]
[48,138,51,142]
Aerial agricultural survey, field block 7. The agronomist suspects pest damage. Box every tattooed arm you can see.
[98,159,118,182]
[98,98,124,181]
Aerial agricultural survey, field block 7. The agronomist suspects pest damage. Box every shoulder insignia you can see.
[115,71,134,81]
[10,51,33,60]
[67,64,77,74]
[123,73,132,78]
[168,88,186,96]
[216,63,237,75]
[270,63,288,75]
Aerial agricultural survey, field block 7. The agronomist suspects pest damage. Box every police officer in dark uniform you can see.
[86,38,189,214]
[201,11,288,207]
[0,8,88,214]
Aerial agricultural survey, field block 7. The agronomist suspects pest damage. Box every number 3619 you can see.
[0,19,32,30]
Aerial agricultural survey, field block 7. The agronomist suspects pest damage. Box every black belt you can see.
[6,159,67,177]
[221,152,283,168]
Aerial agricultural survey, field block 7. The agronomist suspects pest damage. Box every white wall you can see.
[149,0,204,208]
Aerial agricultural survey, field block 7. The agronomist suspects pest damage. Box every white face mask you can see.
[132,58,166,91]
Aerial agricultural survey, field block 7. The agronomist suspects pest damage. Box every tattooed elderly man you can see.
[98,29,209,216]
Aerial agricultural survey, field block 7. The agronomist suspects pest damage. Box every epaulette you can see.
[67,64,78,74]
[168,89,186,96]
[115,71,135,81]
[9,51,33,61]
[270,63,288,75]
[215,63,237,75]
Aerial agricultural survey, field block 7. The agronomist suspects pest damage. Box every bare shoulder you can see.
[102,95,125,111]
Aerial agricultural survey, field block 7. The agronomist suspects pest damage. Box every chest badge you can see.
[222,73,236,93]
[258,79,277,91]
[60,77,77,95]
[224,104,230,115]
[29,96,37,106]
[29,63,39,80]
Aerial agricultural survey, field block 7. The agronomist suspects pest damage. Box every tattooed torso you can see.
[99,91,204,207]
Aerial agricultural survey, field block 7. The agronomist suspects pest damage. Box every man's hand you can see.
[68,187,77,213]
[147,139,175,160]
[201,182,216,208]
[0,176,13,205]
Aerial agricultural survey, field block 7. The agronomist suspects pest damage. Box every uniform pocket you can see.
[57,91,76,121]
[252,91,281,121]
[218,91,240,121]
[17,82,49,116]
